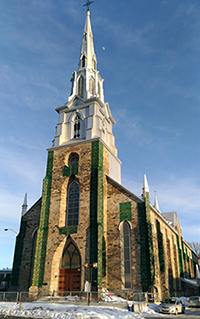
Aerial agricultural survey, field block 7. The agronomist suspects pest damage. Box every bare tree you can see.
[188,242,200,257]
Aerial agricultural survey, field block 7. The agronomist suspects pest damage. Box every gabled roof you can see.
[106,175,143,204]
[22,197,42,218]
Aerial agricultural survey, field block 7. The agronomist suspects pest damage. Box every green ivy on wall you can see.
[10,220,27,287]
[185,247,189,263]
[145,193,155,286]
[138,195,155,292]
[90,140,104,288]
[120,202,132,222]
[32,150,54,287]
[156,220,165,272]
[102,236,106,277]
[176,235,184,278]
[181,241,186,261]
[63,163,78,177]
[59,226,78,236]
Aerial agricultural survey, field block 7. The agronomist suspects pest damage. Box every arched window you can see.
[78,76,84,98]
[123,221,132,288]
[70,73,75,95]
[74,114,81,139]
[66,181,80,226]
[68,153,79,167]
[61,242,81,269]
[82,55,86,68]
[89,77,95,95]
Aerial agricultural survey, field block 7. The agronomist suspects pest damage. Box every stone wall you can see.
[11,198,41,291]
[106,181,142,292]
[42,142,92,291]
[30,139,111,292]
[150,205,196,299]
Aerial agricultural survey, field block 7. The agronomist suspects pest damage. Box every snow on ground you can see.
[0,302,162,319]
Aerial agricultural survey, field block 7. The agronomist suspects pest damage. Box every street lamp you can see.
[4,228,17,234]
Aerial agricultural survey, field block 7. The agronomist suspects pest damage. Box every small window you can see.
[123,222,132,289]
[82,55,86,68]
[89,77,95,95]
[78,76,84,98]
[66,181,80,226]
[74,114,81,139]
[0,281,7,288]
[68,153,79,167]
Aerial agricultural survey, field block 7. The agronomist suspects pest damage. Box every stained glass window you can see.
[66,181,80,226]
[61,243,81,269]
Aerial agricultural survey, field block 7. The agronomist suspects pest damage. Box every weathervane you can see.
[83,0,94,11]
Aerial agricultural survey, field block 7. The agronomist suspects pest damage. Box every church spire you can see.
[68,9,102,103]
[78,10,97,71]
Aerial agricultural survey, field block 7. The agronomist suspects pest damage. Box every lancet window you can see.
[68,153,79,167]
[89,76,95,95]
[74,114,81,139]
[82,55,86,68]
[61,242,81,269]
[123,221,132,288]
[66,180,80,226]
[78,76,84,98]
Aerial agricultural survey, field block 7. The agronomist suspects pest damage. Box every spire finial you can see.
[83,0,94,11]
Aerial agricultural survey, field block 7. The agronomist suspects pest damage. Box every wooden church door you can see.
[59,242,81,291]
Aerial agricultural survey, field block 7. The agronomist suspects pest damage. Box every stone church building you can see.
[11,10,199,300]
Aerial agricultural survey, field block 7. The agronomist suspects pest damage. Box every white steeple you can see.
[68,9,104,103]
[21,193,28,216]
[142,174,149,197]
[154,192,160,212]
[52,9,121,184]
[78,10,97,71]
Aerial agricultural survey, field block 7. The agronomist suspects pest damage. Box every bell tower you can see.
[53,9,121,183]
[30,7,121,294]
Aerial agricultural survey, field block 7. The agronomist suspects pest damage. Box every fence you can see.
[0,290,155,311]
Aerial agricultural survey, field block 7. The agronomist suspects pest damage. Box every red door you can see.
[59,268,80,291]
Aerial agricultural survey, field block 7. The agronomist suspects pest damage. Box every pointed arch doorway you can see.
[59,241,81,292]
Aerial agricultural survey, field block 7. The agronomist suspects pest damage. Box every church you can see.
[10,8,199,301]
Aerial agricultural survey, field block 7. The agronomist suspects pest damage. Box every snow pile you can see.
[0,302,161,319]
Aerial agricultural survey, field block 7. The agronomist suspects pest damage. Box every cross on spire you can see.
[83,0,94,11]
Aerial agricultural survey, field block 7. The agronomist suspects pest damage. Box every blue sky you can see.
[0,0,199,269]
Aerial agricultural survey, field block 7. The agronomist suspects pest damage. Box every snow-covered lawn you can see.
[0,302,161,319]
